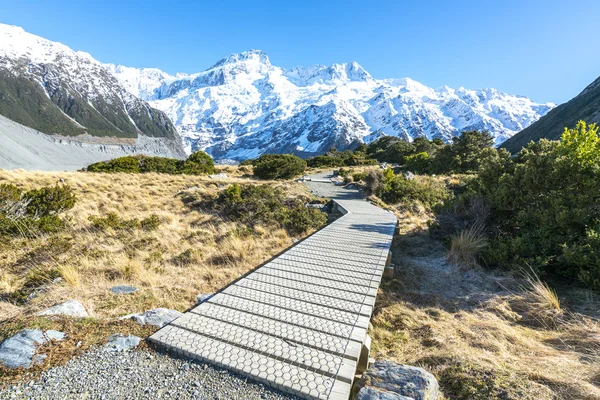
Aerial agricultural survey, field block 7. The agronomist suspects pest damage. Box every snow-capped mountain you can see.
[0,23,185,158]
[108,50,555,160]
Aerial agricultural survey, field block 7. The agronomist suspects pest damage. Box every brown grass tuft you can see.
[447,224,487,268]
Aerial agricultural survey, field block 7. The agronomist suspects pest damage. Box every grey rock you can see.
[120,308,183,328]
[110,285,138,294]
[36,299,89,318]
[356,386,412,400]
[104,334,141,352]
[0,329,66,369]
[196,293,214,304]
[404,171,416,181]
[208,173,228,179]
[355,360,439,400]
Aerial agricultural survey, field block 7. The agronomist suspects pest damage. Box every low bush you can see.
[451,121,600,290]
[86,151,216,175]
[211,183,326,235]
[0,184,76,237]
[377,169,451,210]
[306,150,378,168]
[252,154,306,180]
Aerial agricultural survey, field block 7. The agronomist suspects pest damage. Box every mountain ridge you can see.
[501,75,600,153]
[107,49,555,160]
[0,23,186,158]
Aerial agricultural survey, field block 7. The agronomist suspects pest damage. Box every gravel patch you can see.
[1,348,298,400]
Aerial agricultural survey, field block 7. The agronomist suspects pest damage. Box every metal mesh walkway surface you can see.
[149,197,397,400]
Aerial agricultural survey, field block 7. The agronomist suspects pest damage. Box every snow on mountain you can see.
[0,23,185,158]
[107,50,554,159]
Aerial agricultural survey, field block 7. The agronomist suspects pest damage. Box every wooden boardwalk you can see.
[149,192,397,399]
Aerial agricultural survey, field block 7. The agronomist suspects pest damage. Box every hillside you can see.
[0,24,184,157]
[502,75,600,153]
[0,114,185,171]
[108,51,554,160]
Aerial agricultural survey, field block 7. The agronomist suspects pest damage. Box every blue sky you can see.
[1,0,599,103]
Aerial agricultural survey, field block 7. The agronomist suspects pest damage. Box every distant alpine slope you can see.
[0,23,186,160]
[502,75,600,153]
[107,50,554,160]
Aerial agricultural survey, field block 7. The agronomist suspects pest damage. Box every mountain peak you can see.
[208,49,271,70]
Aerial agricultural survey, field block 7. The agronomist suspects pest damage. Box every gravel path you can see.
[1,348,298,400]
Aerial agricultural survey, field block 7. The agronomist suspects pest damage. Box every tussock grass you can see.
[447,224,487,269]
[371,211,600,400]
[0,167,316,324]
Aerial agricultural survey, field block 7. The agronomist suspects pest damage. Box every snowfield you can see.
[108,50,555,160]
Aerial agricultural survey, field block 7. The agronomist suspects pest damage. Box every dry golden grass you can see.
[0,167,314,323]
[371,213,600,400]
[447,224,487,269]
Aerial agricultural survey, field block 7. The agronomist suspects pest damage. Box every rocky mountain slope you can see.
[0,23,185,159]
[502,75,600,153]
[108,50,555,160]
[0,114,184,171]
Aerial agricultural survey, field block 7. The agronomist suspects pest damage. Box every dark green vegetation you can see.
[0,67,178,139]
[365,168,451,211]
[306,145,377,168]
[86,151,216,175]
[88,213,161,232]
[502,75,600,154]
[437,121,600,290]
[0,184,76,237]
[367,131,508,174]
[209,183,327,235]
[251,154,307,180]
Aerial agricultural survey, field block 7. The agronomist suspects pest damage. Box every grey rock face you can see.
[356,386,413,400]
[110,285,139,294]
[120,308,183,328]
[355,360,439,400]
[103,334,141,352]
[0,329,66,369]
[36,299,89,318]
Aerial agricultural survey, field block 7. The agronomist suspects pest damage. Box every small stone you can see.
[110,285,138,294]
[104,334,141,352]
[36,300,89,318]
[356,386,412,400]
[404,171,416,181]
[120,308,182,328]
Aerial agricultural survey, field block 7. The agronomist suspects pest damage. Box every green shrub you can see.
[459,121,600,289]
[212,183,326,234]
[140,156,181,174]
[306,155,346,168]
[352,172,368,182]
[87,156,141,173]
[86,151,216,176]
[23,185,76,217]
[180,151,217,175]
[0,184,75,237]
[404,151,432,173]
[253,154,306,179]
[378,172,450,209]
